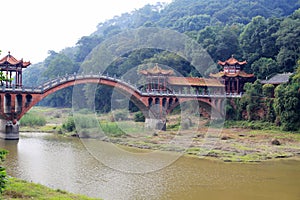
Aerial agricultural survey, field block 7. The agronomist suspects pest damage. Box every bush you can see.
[20,112,46,127]
[134,111,145,122]
[99,121,125,137]
[0,149,8,194]
[74,115,99,129]
[62,117,76,132]
[62,115,100,133]
[112,110,128,121]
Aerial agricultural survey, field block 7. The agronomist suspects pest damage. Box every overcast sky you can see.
[0,0,172,63]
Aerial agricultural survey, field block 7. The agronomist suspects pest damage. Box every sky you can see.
[0,0,172,64]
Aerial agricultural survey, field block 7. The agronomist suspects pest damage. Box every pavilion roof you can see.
[209,71,254,78]
[218,56,247,66]
[167,77,224,87]
[139,64,174,76]
[0,52,31,68]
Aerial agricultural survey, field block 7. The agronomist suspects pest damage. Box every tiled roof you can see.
[167,77,224,87]
[218,56,247,66]
[139,64,174,75]
[261,73,293,84]
[209,71,254,78]
[0,52,31,68]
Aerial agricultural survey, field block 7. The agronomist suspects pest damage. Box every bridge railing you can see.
[0,73,242,98]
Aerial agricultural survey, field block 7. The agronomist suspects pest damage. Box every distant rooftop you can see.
[261,73,293,85]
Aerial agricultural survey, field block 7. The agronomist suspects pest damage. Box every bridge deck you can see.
[0,74,242,98]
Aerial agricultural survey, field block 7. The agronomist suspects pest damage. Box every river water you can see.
[0,132,299,200]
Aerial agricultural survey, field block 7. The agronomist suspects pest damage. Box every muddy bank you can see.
[101,127,300,162]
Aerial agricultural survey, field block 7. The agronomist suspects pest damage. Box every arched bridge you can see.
[0,73,241,139]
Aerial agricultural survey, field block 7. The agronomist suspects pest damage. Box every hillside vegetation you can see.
[21,0,300,130]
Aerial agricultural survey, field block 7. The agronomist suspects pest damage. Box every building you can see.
[210,56,255,94]
[261,72,293,87]
[139,64,224,94]
[0,52,31,87]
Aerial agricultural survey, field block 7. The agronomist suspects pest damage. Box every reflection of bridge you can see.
[0,73,240,140]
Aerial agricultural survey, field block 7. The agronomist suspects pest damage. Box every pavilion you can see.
[0,52,31,88]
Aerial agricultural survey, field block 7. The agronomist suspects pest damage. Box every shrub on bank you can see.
[134,111,145,122]
[0,149,8,194]
[62,117,76,132]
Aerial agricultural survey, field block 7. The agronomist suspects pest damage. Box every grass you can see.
[2,177,101,200]
[19,112,46,127]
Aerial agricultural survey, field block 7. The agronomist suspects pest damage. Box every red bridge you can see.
[0,53,253,140]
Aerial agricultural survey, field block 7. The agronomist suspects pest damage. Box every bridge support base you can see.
[0,119,19,140]
[145,118,166,131]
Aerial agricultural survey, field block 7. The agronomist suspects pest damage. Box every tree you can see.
[240,16,268,65]
[43,52,77,78]
[239,80,263,120]
[214,25,241,61]
[275,9,300,71]
[274,60,300,130]
[274,83,300,130]
[75,35,103,62]
[262,84,275,98]
[251,57,278,79]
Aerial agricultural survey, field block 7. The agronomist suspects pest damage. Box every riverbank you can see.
[2,177,101,199]
[20,107,300,163]
[113,127,300,162]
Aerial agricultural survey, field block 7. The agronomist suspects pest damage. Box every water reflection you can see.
[0,132,299,200]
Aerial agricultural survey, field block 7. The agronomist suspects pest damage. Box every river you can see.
[0,132,299,200]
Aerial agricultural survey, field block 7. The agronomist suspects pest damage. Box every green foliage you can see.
[134,111,145,122]
[225,100,235,120]
[3,177,100,200]
[275,9,300,71]
[62,117,76,132]
[74,115,99,130]
[239,81,263,120]
[292,60,300,83]
[274,71,300,131]
[20,112,46,127]
[99,121,126,137]
[262,84,275,98]
[265,98,276,122]
[0,71,13,86]
[166,121,180,131]
[0,149,8,194]
[252,58,279,79]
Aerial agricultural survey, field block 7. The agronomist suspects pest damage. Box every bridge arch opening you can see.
[162,98,167,108]
[148,98,153,107]
[25,94,33,107]
[16,94,23,113]
[4,94,11,114]
[155,98,160,105]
